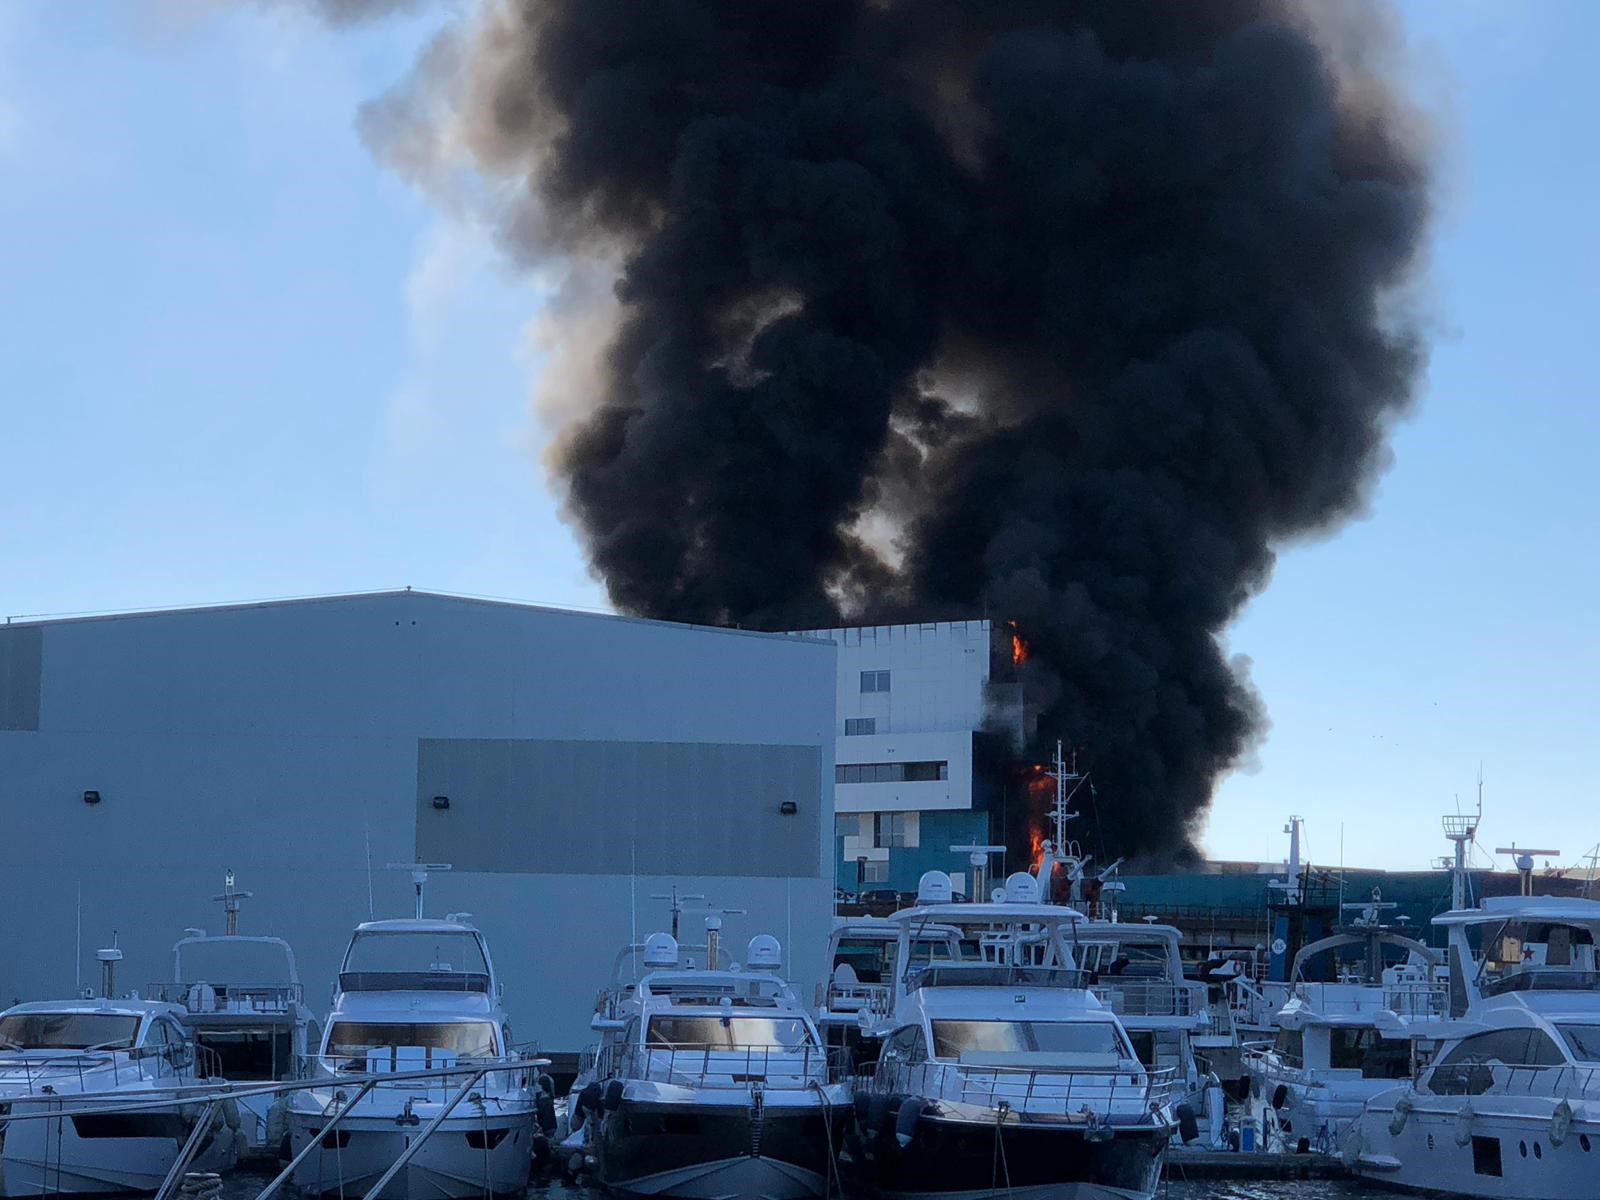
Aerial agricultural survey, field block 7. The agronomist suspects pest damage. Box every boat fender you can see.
[573,1082,603,1131]
[1388,1096,1413,1136]
[564,1150,586,1180]
[1175,1103,1200,1145]
[530,1132,552,1171]
[602,1080,625,1113]
[894,1099,925,1149]
[220,1098,241,1134]
[1341,1124,1363,1169]
[1551,1099,1574,1148]
[1454,1102,1474,1148]
[537,1072,555,1097]
[535,1092,557,1136]
[1271,1084,1289,1111]
[265,1099,290,1153]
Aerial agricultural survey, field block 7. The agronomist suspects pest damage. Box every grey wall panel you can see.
[0,626,42,731]
[416,739,821,877]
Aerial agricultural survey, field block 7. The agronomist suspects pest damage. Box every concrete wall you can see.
[0,592,835,1051]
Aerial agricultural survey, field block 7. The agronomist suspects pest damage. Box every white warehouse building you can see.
[788,620,1024,897]
[0,591,837,1056]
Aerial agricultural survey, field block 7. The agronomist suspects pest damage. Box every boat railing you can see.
[146,982,305,1011]
[1291,980,1449,1020]
[906,965,1090,992]
[616,1042,847,1089]
[1090,979,1201,1018]
[1422,1060,1600,1099]
[865,1061,1180,1121]
[816,980,893,1016]
[336,970,490,994]
[302,1048,538,1095]
[0,1039,216,1097]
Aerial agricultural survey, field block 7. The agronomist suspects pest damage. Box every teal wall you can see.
[836,809,993,894]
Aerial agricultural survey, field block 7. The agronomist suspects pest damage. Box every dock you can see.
[1164,1148,1350,1181]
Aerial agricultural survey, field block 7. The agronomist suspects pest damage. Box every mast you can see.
[212,869,253,936]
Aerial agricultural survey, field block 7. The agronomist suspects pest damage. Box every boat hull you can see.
[597,1099,841,1200]
[852,1110,1169,1200]
[1355,1092,1600,1199]
[0,1100,234,1198]
[288,1112,534,1199]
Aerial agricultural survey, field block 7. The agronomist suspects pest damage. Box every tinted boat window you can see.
[1559,1024,1600,1062]
[0,1014,140,1051]
[646,1017,814,1049]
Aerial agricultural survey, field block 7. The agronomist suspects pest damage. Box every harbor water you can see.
[219,1168,1373,1200]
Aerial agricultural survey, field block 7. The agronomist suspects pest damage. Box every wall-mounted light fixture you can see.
[779,800,798,816]
[82,790,102,806]
[431,795,450,811]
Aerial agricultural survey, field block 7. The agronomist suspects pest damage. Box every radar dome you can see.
[746,935,782,971]
[643,932,679,969]
[917,871,954,904]
[1004,872,1041,904]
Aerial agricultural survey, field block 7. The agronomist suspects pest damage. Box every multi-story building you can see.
[788,620,1024,897]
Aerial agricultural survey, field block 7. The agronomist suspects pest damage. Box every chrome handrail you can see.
[616,1042,849,1089]
[864,1059,1179,1121]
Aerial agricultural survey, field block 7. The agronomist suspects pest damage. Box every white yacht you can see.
[0,969,237,1196]
[287,873,538,1199]
[145,873,320,1158]
[1243,898,1444,1154]
[1075,921,1225,1150]
[583,921,849,1199]
[849,870,1177,1200]
[1351,895,1600,1197]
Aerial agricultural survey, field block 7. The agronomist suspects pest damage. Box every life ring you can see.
[1389,1095,1413,1136]
[1551,1100,1574,1148]
[1454,1102,1474,1148]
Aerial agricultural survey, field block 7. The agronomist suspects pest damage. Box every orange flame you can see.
[1008,620,1030,666]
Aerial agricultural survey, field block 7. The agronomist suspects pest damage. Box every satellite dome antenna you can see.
[386,862,453,919]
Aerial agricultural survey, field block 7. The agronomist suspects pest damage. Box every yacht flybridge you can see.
[146,873,320,1157]
[581,920,849,1200]
[286,866,539,1199]
[847,869,1176,1200]
[0,952,235,1196]
[1351,895,1600,1198]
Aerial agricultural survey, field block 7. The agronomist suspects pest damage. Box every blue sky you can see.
[1,2,1593,871]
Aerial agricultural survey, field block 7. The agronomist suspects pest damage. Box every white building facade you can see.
[788,620,1020,896]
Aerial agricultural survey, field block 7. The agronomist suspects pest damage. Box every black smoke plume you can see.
[370,0,1431,859]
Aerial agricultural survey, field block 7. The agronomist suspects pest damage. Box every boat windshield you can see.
[177,941,295,986]
[1557,1024,1600,1062]
[340,931,490,992]
[931,1019,1129,1062]
[0,1013,141,1051]
[324,1020,499,1070]
[646,1016,815,1050]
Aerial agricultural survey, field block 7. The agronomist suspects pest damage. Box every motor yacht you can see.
[0,966,236,1196]
[1351,895,1600,1197]
[848,870,1176,1200]
[1243,894,1445,1154]
[583,920,849,1199]
[146,873,319,1158]
[287,870,538,1199]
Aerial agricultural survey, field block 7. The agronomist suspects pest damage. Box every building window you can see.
[875,812,912,849]
[835,814,864,840]
[861,860,890,885]
[844,718,877,736]
[859,670,891,694]
[835,761,949,785]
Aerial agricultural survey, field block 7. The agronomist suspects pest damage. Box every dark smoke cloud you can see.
[370,0,1431,859]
